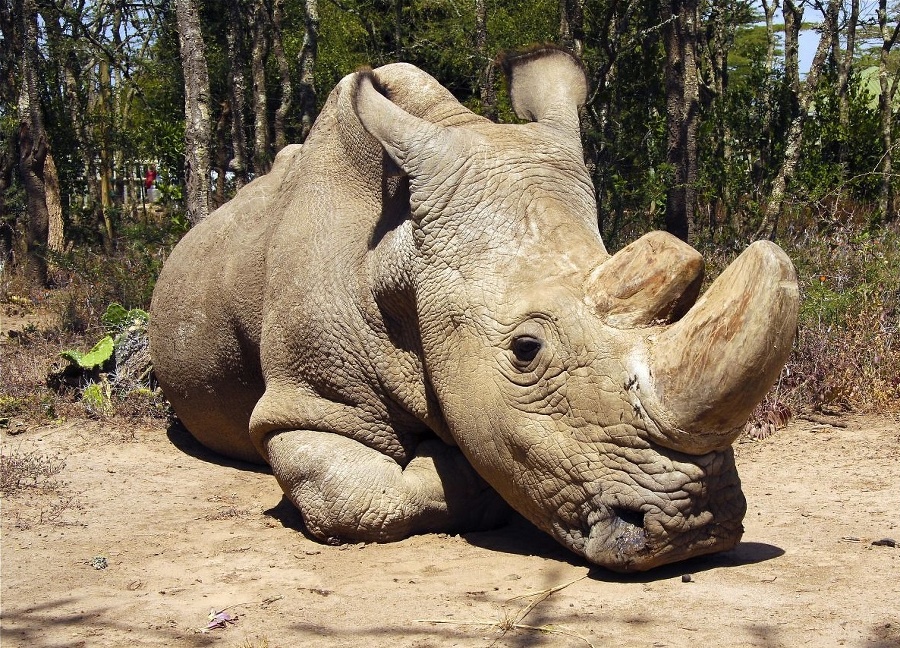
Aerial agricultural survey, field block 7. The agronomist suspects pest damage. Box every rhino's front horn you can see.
[633,241,799,455]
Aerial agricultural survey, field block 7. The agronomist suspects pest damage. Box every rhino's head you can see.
[353,48,798,572]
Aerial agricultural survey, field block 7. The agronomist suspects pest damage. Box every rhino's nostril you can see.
[610,506,649,556]
[612,506,645,530]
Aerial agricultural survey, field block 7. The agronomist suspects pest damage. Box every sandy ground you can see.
[2,413,899,648]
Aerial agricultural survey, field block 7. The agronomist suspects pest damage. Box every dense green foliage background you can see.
[1,0,897,251]
[0,0,898,416]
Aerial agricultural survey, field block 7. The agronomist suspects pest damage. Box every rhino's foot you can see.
[265,430,510,543]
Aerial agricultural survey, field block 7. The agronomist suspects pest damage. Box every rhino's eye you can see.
[511,335,543,365]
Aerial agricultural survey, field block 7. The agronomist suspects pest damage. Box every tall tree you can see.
[226,0,249,189]
[756,0,781,179]
[759,0,839,237]
[475,0,496,120]
[175,0,212,224]
[297,0,319,141]
[560,0,585,57]
[876,0,900,221]
[760,0,780,73]
[661,0,701,242]
[250,0,271,174]
[834,0,859,170]
[15,0,51,286]
[97,57,115,251]
[272,0,292,152]
[697,1,754,229]
[395,0,403,61]
[43,3,99,245]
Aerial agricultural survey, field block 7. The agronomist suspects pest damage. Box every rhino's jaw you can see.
[585,456,745,572]
[583,506,744,573]
[564,447,746,573]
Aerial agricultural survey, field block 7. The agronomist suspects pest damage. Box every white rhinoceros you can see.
[149,47,798,572]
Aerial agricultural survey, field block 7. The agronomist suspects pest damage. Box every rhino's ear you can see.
[352,70,465,180]
[499,46,587,136]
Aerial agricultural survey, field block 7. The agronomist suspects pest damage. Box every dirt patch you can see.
[2,415,898,647]
[0,301,59,339]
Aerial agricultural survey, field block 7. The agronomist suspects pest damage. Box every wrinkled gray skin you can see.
[150,48,798,572]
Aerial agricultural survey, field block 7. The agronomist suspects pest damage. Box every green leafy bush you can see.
[81,379,114,417]
[52,302,161,419]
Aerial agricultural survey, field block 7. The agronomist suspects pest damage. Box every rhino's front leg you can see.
[265,430,510,543]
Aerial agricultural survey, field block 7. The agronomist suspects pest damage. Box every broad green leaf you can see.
[101,303,129,329]
[61,336,115,370]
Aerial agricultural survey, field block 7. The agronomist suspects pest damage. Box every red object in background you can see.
[144,166,157,190]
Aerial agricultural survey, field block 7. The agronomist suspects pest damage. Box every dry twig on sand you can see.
[415,574,594,647]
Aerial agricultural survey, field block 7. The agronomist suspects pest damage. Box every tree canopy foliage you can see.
[1,0,899,283]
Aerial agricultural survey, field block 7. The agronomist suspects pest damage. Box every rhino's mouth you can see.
[584,504,744,573]
[569,448,746,573]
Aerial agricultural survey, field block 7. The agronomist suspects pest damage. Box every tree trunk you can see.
[272,0,292,152]
[2,0,28,269]
[226,0,249,189]
[175,0,212,225]
[661,0,701,243]
[298,0,319,141]
[876,3,900,221]
[475,0,496,121]
[98,58,115,252]
[759,0,838,238]
[756,0,780,183]
[0,142,14,269]
[251,0,271,175]
[60,47,98,236]
[17,121,50,287]
[761,0,779,75]
[700,0,735,230]
[16,0,50,286]
[395,0,402,61]
[835,0,858,170]
[214,100,230,208]
[876,1,900,222]
[584,0,635,238]
[785,1,803,91]
[45,152,64,254]
[559,0,584,57]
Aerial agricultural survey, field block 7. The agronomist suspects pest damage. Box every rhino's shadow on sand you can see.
[463,516,785,582]
[165,421,271,474]
[166,421,784,579]
[587,542,786,583]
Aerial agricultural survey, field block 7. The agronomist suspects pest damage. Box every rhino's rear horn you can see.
[586,231,704,327]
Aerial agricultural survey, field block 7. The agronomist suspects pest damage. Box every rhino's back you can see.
[151,64,485,464]
[245,65,485,460]
[149,146,303,463]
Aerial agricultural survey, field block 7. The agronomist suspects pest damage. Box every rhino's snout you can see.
[572,449,746,573]
[585,505,743,573]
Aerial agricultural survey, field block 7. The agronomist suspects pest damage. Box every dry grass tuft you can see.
[780,222,900,414]
[0,447,66,495]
